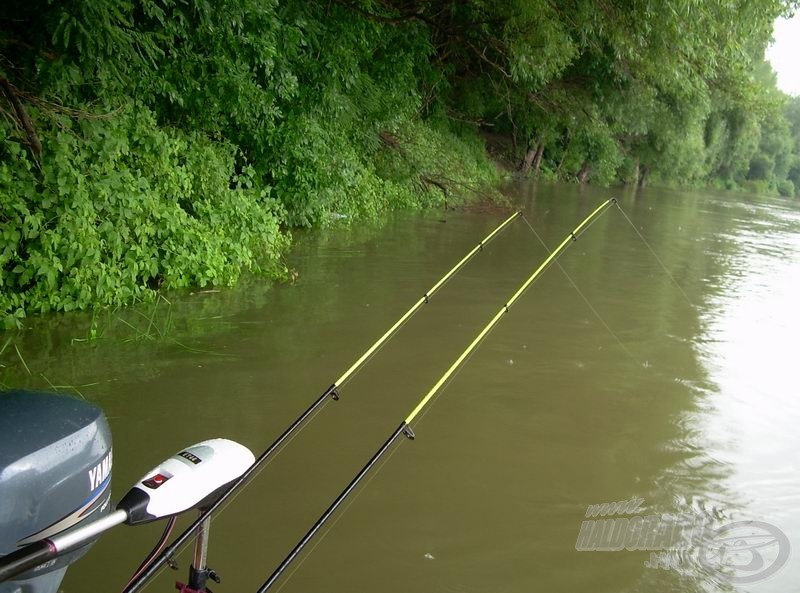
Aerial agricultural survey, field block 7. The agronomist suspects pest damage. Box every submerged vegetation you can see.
[1,0,799,327]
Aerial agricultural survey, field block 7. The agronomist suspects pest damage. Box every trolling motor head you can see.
[118,438,256,525]
[0,390,113,593]
[0,391,255,592]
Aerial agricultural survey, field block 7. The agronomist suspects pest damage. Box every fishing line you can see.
[122,516,177,592]
[612,202,800,443]
[613,202,785,405]
[613,202,695,307]
[407,329,489,431]
[330,308,422,389]
[402,198,616,429]
[332,211,523,390]
[404,233,573,429]
[271,440,408,593]
[519,213,643,369]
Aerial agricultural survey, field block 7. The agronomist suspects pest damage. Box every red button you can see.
[142,473,171,489]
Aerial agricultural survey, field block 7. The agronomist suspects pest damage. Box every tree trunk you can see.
[637,164,649,189]
[556,134,572,176]
[631,158,640,186]
[531,142,544,177]
[577,161,590,184]
[520,148,535,174]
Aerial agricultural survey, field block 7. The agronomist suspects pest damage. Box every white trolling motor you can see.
[0,390,254,593]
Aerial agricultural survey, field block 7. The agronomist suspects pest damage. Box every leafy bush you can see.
[740,179,772,196]
[1,0,508,328]
[777,179,796,198]
[1,104,288,328]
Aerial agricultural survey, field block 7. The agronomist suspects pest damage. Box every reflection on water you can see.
[1,182,798,593]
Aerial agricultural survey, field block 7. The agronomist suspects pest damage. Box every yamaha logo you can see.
[89,450,112,491]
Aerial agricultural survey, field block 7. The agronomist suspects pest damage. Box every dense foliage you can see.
[1,0,798,327]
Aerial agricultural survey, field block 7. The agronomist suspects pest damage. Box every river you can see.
[2,181,798,593]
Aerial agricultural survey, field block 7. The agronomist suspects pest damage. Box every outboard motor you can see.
[0,391,112,593]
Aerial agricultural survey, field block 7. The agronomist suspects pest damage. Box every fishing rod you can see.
[124,210,521,592]
[255,197,616,592]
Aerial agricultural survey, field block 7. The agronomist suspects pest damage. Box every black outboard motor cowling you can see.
[0,391,112,593]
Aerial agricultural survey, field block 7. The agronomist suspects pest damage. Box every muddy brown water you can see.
[2,181,798,593]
